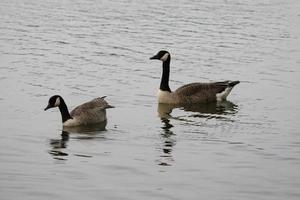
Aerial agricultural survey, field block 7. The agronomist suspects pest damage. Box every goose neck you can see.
[58,98,72,123]
[160,59,171,92]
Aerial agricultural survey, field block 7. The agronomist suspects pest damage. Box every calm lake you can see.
[1,0,300,199]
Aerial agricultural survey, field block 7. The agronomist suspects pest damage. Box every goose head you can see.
[150,50,170,62]
[44,95,62,111]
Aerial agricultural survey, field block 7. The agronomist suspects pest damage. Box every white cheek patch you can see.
[160,53,169,62]
[54,97,60,107]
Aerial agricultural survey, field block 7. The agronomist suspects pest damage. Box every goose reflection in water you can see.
[158,117,176,166]
[49,131,70,160]
[48,121,107,160]
[157,104,177,166]
[158,101,238,120]
[156,101,238,166]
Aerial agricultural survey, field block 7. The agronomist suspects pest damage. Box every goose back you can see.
[68,97,113,125]
[174,81,237,104]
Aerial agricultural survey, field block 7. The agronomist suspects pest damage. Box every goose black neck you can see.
[58,98,72,123]
[160,58,171,92]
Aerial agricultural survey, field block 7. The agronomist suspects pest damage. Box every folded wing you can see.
[174,81,235,103]
[70,97,113,124]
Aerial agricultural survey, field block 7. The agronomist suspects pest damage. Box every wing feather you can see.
[70,97,113,118]
[174,82,230,103]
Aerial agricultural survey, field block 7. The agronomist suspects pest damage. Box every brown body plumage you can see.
[174,81,240,103]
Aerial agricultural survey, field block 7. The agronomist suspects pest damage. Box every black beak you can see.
[44,104,51,111]
[150,55,159,60]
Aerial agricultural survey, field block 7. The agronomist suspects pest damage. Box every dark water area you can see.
[1,0,300,199]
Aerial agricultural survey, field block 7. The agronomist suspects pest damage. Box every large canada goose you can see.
[150,50,240,104]
[44,95,113,127]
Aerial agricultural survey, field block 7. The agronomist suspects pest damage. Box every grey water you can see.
[1,0,300,199]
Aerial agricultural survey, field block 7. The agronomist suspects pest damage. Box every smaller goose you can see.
[150,50,240,104]
[44,95,113,127]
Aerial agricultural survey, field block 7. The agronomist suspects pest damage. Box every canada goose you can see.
[44,95,113,127]
[150,50,240,104]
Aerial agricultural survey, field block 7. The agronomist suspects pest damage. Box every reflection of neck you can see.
[61,131,70,141]
[58,98,72,123]
[160,58,171,92]
[161,118,174,135]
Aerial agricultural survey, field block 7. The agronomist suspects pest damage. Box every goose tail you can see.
[228,81,240,87]
[98,96,114,109]
[105,104,115,109]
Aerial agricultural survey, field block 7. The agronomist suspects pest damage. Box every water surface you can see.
[1,0,300,199]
